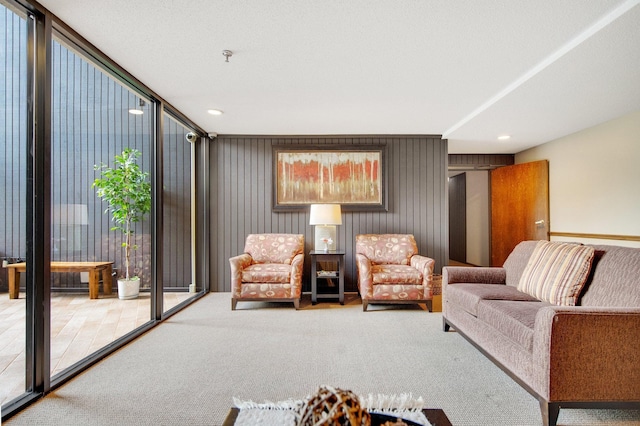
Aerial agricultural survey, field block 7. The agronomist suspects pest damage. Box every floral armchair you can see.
[229,233,305,310]
[355,234,435,312]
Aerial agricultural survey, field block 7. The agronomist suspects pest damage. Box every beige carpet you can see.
[6,293,640,425]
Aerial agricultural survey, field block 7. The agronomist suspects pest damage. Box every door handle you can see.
[535,220,545,226]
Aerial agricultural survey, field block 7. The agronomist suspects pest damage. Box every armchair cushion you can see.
[355,234,418,265]
[372,264,423,285]
[244,233,303,264]
[242,263,292,284]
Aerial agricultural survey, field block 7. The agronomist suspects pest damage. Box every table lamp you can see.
[309,204,342,251]
[53,204,89,254]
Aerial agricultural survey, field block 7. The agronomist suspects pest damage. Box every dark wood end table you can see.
[310,250,345,305]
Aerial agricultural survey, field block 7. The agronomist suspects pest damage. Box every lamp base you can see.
[314,225,336,251]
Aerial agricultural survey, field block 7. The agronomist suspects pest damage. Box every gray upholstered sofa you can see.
[442,240,640,426]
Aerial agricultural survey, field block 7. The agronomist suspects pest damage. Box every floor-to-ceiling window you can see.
[1,0,207,419]
[162,114,198,314]
[0,1,27,407]
[49,33,155,378]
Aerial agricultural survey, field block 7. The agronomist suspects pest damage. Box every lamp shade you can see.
[53,204,89,225]
[309,204,342,225]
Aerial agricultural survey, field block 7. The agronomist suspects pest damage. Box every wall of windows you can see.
[0,2,27,408]
[163,114,198,314]
[0,0,208,419]
[51,36,154,286]
[49,34,156,378]
[0,0,27,275]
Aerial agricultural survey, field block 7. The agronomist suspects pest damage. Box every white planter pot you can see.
[117,278,140,300]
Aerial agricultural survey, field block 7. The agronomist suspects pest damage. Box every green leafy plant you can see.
[93,148,152,281]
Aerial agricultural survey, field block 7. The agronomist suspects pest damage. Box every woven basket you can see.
[298,386,371,425]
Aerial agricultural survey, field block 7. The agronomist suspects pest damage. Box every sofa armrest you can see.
[290,253,305,297]
[355,253,373,298]
[411,255,436,290]
[533,306,640,401]
[229,253,252,296]
[442,266,506,285]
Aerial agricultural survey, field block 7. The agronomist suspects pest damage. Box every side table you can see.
[310,250,345,305]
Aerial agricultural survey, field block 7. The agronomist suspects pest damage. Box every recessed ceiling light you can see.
[207,109,223,116]
[497,135,511,140]
[129,99,146,115]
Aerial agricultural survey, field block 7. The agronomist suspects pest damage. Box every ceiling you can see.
[38,0,640,154]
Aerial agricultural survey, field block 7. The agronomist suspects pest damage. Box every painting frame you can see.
[272,144,387,212]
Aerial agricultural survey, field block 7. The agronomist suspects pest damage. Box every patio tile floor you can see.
[0,291,192,407]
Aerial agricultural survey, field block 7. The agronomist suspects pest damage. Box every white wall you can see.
[465,171,490,265]
[516,110,640,248]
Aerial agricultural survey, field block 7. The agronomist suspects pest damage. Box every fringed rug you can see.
[232,386,432,425]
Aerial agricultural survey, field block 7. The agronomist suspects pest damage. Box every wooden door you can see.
[491,160,549,266]
[448,173,466,263]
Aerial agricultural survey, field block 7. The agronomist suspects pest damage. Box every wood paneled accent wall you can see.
[211,135,448,293]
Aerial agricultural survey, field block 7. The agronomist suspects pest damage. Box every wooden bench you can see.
[5,261,114,299]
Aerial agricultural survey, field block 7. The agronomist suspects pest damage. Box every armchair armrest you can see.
[229,253,252,296]
[533,306,640,401]
[411,255,435,289]
[442,266,506,286]
[355,253,373,298]
[290,253,304,297]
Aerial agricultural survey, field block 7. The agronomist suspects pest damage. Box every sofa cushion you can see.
[503,241,539,287]
[242,263,291,283]
[518,241,595,306]
[446,284,539,317]
[372,264,423,285]
[477,300,550,353]
[580,245,640,307]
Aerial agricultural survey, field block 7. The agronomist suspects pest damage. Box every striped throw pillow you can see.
[517,241,595,306]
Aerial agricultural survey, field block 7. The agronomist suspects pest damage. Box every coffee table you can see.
[222,407,452,425]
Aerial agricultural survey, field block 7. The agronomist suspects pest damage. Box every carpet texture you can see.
[6,293,640,426]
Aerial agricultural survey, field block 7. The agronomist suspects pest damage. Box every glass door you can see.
[49,34,154,379]
[162,114,199,313]
[0,1,28,407]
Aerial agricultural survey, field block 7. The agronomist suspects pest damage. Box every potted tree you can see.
[93,148,152,300]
